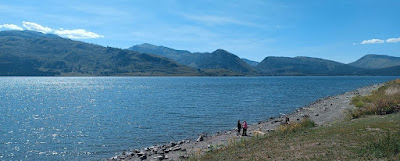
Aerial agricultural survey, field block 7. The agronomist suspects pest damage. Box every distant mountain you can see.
[349,54,400,69]
[0,30,201,76]
[128,43,191,60]
[256,56,363,76]
[241,58,259,67]
[129,44,258,75]
[361,65,400,76]
[2,31,398,76]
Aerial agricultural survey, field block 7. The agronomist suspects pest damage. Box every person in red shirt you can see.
[242,120,248,136]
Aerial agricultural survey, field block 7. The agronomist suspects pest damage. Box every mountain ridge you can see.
[0,30,201,76]
[1,30,399,76]
[129,43,258,75]
[349,54,400,69]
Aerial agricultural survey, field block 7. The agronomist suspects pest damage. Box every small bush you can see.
[279,118,316,133]
[350,79,400,118]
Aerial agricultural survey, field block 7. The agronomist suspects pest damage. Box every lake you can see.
[0,76,397,160]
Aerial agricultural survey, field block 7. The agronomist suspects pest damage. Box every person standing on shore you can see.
[237,120,242,136]
[242,120,248,136]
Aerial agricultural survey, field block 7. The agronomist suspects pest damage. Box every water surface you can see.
[0,76,397,160]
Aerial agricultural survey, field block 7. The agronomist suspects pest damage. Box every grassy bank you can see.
[350,79,400,118]
[191,113,400,160]
[190,80,400,160]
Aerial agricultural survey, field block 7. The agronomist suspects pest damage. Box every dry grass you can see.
[350,79,400,118]
[190,113,400,161]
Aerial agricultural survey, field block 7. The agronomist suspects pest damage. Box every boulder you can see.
[196,135,204,142]
[139,155,147,160]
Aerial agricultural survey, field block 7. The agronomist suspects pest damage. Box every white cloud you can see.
[386,37,400,43]
[54,29,104,39]
[361,39,384,44]
[22,21,52,33]
[18,21,103,39]
[0,24,23,30]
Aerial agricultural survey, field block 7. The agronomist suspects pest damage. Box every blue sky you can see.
[0,0,399,63]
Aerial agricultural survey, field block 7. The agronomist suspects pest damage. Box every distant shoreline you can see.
[1,75,399,77]
[108,81,387,161]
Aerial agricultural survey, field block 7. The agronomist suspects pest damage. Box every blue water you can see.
[0,76,397,160]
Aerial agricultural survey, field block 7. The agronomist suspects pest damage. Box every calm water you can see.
[0,76,397,160]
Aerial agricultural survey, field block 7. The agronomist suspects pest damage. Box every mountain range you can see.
[0,30,399,76]
[0,30,201,76]
[128,44,257,75]
[129,43,400,76]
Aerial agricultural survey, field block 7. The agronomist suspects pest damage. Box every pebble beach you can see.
[108,82,385,161]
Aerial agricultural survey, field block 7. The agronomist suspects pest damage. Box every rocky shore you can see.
[107,83,385,161]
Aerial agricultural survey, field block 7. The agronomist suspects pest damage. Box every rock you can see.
[315,114,319,116]
[156,155,165,160]
[179,154,189,159]
[125,152,133,156]
[170,142,176,147]
[196,135,203,142]
[301,114,310,118]
[137,151,145,156]
[172,146,181,151]
[139,155,147,160]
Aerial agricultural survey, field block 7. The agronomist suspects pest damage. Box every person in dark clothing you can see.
[237,120,242,136]
[242,120,248,136]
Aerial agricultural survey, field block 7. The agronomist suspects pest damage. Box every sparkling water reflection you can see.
[0,76,397,160]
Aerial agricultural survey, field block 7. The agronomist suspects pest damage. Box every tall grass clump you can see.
[350,79,400,119]
[279,118,316,133]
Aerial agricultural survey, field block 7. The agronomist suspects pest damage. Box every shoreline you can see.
[108,82,385,161]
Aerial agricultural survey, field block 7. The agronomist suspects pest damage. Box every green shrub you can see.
[359,132,400,158]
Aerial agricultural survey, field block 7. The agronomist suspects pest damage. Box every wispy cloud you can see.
[386,37,400,43]
[360,39,384,44]
[186,15,241,25]
[0,24,23,30]
[22,21,52,33]
[183,14,258,27]
[54,29,104,39]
